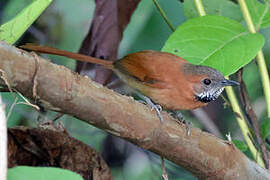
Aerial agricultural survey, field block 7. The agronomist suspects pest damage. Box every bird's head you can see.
[182,64,239,103]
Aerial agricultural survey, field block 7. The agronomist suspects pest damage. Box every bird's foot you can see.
[170,111,191,136]
[150,104,163,122]
[170,111,184,122]
[137,94,164,122]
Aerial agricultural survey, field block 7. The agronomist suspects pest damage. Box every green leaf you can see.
[162,16,264,76]
[232,139,248,152]
[182,0,242,22]
[8,166,83,180]
[0,0,53,45]
[260,117,270,139]
[246,0,270,29]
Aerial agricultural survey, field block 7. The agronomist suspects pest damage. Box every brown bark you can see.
[8,126,112,180]
[0,41,270,179]
[237,68,269,169]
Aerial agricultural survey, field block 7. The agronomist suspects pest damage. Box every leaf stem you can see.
[152,0,175,32]
[238,0,270,118]
[194,0,206,16]
[194,0,265,167]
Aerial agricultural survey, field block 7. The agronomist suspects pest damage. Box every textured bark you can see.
[0,42,270,179]
[8,126,112,180]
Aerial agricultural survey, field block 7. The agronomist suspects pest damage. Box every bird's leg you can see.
[169,111,191,136]
[137,93,164,122]
[169,111,184,122]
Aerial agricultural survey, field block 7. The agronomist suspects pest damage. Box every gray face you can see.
[183,65,239,103]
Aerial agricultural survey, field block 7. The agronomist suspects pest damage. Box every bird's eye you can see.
[203,78,211,85]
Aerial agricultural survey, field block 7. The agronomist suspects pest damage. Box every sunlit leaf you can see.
[0,0,53,44]
[162,16,264,76]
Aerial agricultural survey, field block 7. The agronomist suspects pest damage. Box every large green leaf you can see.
[246,0,270,29]
[182,0,242,22]
[8,166,83,180]
[162,16,264,76]
[0,0,53,45]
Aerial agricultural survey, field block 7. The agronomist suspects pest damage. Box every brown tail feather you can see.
[20,44,114,69]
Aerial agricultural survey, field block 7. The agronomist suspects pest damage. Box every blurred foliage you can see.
[8,166,83,180]
[1,0,270,179]
[182,0,242,21]
[260,117,270,139]
[245,0,270,29]
[232,139,248,152]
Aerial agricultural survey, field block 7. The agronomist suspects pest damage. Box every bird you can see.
[20,44,239,121]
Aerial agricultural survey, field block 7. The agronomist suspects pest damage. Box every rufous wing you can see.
[113,50,167,89]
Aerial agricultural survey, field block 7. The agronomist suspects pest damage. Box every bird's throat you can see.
[195,87,224,103]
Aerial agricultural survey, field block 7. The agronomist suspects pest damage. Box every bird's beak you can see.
[221,79,240,86]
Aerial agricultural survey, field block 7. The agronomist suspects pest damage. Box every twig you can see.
[152,0,175,32]
[7,97,18,120]
[0,69,13,93]
[161,157,169,180]
[237,69,269,168]
[15,91,40,110]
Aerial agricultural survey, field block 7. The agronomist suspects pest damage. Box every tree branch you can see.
[0,41,269,179]
[237,68,269,168]
[8,126,112,180]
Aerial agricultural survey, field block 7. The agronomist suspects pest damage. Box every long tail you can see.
[20,44,114,69]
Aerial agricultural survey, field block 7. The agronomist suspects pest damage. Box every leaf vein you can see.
[200,32,248,63]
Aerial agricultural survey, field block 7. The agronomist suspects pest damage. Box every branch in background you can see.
[152,0,175,32]
[0,42,269,179]
[237,68,269,168]
[76,0,141,85]
[8,126,112,180]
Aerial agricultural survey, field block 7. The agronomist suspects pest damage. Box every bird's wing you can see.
[114,50,167,88]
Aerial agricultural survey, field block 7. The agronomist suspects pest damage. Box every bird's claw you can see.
[170,111,184,122]
[137,94,164,122]
[170,111,191,136]
[185,121,191,136]
[150,104,163,122]
[151,104,162,112]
